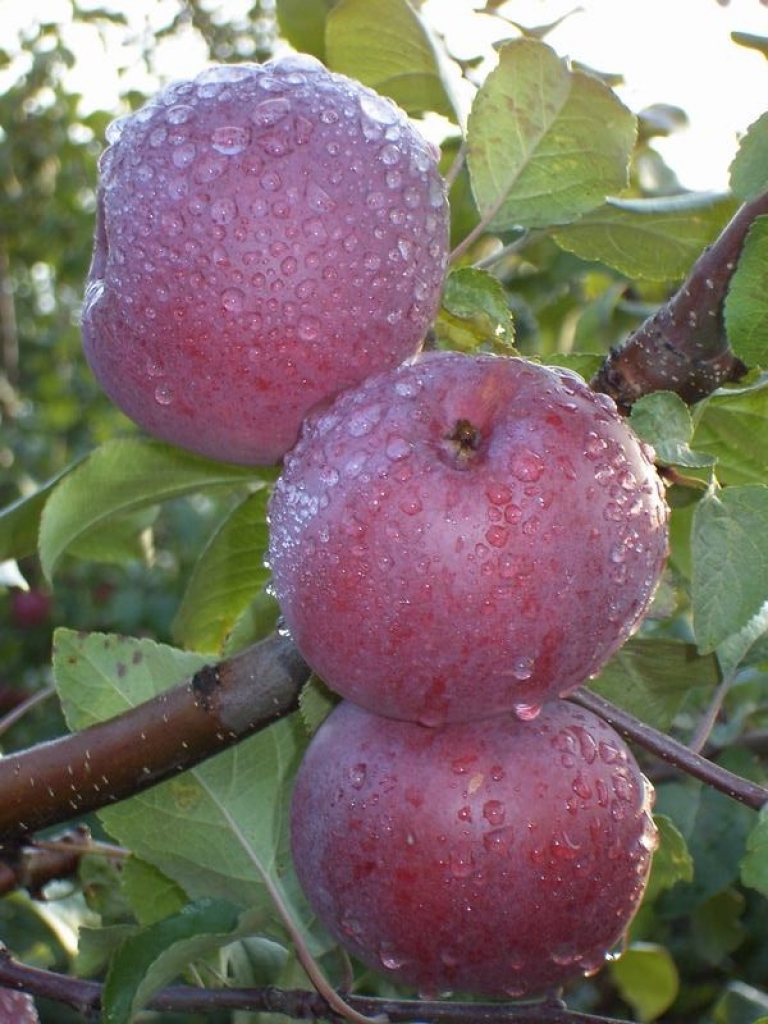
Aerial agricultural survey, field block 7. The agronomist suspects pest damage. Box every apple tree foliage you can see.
[1,2,768,1022]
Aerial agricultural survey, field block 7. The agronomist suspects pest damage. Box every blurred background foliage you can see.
[2,3,768,1023]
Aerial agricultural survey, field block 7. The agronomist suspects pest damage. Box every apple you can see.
[82,55,449,465]
[291,699,657,998]
[268,350,669,725]
[9,589,52,630]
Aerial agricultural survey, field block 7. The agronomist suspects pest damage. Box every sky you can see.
[2,0,768,192]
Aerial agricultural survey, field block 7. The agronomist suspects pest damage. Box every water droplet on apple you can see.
[511,449,544,482]
[485,525,509,548]
[251,96,291,128]
[172,142,197,169]
[296,315,319,342]
[360,91,399,126]
[482,799,505,826]
[166,103,194,125]
[154,384,173,406]
[513,701,541,721]
[221,288,244,312]
[210,197,237,224]
[599,741,621,764]
[378,943,408,970]
[572,771,592,799]
[398,495,423,516]
[193,152,228,183]
[306,181,336,212]
[347,405,381,437]
[385,435,411,461]
[348,763,367,789]
[483,825,515,855]
[448,844,475,878]
[511,656,534,681]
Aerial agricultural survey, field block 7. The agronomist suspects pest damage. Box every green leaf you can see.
[611,943,679,1022]
[0,457,85,561]
[276,0,329,61]
[76,924,138,979]
[66,507,160,566]
[692,890,746,966]
[466,39,635,231]
[741,806,768,898]
[103,898,241,1024]
[732,31,768,59]
[730,112,768,201]
[645,814,694,903]
[436,266,515,353]
[298,675,339,737]
[716,600,768,677]
[326,0,457,119]
[691,377,768,486]
[725,216,768,367]
[53,629,308,921]
[589,638,721,730]
[714,982,768,1024]
[173,491,272,654]
[692,485,768,653]
[52,628,209,729]
[630,392,716,470]
[38,438,258,580]
[120,857,188,928]
[221,587,281,656]
[553,193,736,281]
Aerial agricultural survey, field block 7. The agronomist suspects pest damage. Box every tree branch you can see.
[589,191,768,408]
[0,945,631,1024]
[571,688,768,811]
[0,631,310,844]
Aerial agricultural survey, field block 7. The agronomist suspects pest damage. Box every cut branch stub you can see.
[591,191,768,409]
[0,632,310,844]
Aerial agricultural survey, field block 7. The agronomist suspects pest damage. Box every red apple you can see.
[291,699,657,998]
[82,56,448,465]
[9,589,52,630]
[268,351,669,725]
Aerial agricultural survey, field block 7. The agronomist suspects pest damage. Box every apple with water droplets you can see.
[291,698,657,998]
[82,55,449,465]
[268,350,669,725]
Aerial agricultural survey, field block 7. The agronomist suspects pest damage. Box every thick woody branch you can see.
[0,632,310,844]
[590,191,768,408]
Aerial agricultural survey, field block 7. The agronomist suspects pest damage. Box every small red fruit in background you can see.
[10,589,52,630]
[269,350,669,725]
[82,56,449,465]
[291,699,657,998]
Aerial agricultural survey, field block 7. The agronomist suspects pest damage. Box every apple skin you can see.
[290,699,657,998]
[82,56,448,465]
[268,350,669,725]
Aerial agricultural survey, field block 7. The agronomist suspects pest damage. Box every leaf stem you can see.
[211,797,386,1024]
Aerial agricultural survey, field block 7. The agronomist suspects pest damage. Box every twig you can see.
[571,688,768,811]
[0,944,633,1024]
[687,673,736,754]
[0,685,56,739]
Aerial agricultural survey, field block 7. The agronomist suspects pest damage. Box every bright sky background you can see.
[2,0,768,192]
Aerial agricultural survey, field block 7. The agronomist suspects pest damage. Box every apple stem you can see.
[445,418,482,465]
